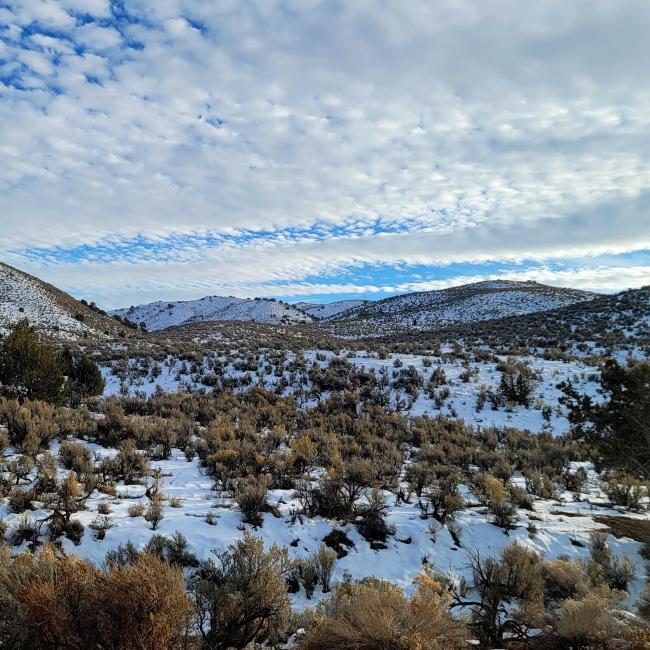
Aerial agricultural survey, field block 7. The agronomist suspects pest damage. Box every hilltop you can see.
[110,295,313,331]
[324,280,596,337]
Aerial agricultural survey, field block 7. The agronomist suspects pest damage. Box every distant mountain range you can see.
[3,261,647,347]
[112,280,596,335]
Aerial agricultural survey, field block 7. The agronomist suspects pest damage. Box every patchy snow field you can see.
[102,350,602,435]
[1,442,646,613]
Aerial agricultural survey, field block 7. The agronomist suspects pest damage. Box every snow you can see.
[101,350,603,436]
[110,296,313,331]
[2,444,646,613]
[326,280,596,335]
[295,300,371,320]
[0,262,89,338]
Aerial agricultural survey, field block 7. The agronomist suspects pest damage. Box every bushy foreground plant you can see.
[0,544,191,649]
[299,569,466,650]
[191,532,292,649]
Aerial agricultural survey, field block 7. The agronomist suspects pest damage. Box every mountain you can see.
[0,262,130,340]
[295,299,371,320]
[404,284,650,352]
[323,280,596,337]
[111,296,313,331]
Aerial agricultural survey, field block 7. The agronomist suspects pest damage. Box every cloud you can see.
[0,1,649,304]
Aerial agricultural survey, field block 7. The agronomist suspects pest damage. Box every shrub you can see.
[542,558,590,604]
[605,473,648,510]
[473,475,517,531]
[8,487,35,514]
[452,543,544,647]
[89,515,113,540]
[555,593,620,647]
[144,496,164,530]
[525,470,557,499]
[426,476,465,524]
[314,543,337,593]
[491,499,517,531]
[588,531,636,591]
[299,569,466,650]
[192,533,291,649]
[105,541,140,568]
[111,440,149,484]
[563,467,588,493]
[498,360,537,407]
[509,485,534,511]
[58,441,94,475]
[357,489,395,542]
[0,545,191,649]
[128,502,146,517]
[145,531,198,568]
[298,557,319,599]
[234,476,270,527]
[9,515,37,547]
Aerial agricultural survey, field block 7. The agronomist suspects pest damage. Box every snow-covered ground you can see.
[326,280,595,334]
[0,262,88,338]
[1,442,646,612]
[295,300,371,320]
[3,344,648,616]
[102,350,602,436]
[110,295,312,331]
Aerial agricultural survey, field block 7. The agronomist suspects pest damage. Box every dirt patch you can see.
[550,510,589,518]
[593,516,650,545]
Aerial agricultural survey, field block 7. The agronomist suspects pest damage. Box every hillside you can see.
[324,280,596,337]
[111,295,313,331]
[295,299,371,320]
[393,284,650,354]
[0,262,130,340]
[149,319,350,352]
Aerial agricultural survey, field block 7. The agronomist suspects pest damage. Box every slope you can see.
[295,299,371,320]
[324,280,596,337]
[111,295,313,331]
[393,284,650,353]
[0,262,131,340]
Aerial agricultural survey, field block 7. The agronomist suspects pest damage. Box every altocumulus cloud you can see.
[0,0,649,307]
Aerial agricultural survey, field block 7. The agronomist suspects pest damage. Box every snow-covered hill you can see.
[111,296,313,331]
[295,299,371,320]
[325,280,596,337]
[0,262,127,340]
[419,284,650,354]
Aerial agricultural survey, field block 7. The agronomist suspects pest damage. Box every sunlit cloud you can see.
[1,1,649,306]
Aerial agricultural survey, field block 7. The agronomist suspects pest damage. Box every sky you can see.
[1,1,649,309]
